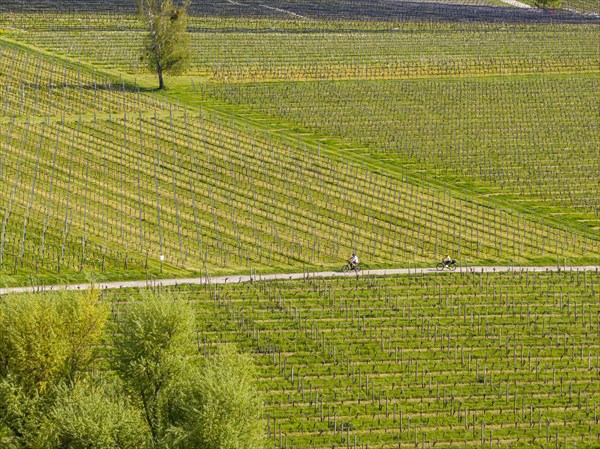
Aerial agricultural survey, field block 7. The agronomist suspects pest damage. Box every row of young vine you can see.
[103,269,600,448]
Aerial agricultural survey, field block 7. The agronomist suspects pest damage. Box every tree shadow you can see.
[16,80,159,93]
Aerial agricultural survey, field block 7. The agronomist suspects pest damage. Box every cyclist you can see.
[442,254,455,267]
[348,253,359,270]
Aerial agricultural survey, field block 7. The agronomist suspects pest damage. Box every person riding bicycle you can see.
[442,255,455,267]
[348,253,359,270]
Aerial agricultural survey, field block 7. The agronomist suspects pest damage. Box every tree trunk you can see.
[157,66,164,90]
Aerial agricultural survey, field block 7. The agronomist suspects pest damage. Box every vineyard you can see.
[563,0,600,15]
[98,269,600,448]
[202,74,600,229]
[3,16,598,78]
[0,1,599,447]
[2,37,600,287]
[1,0,599,22]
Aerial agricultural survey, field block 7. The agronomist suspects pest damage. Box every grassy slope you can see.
[201,73,600,233]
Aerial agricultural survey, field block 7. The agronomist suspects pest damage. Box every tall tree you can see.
[111,293,197,448]
[111,296,266,449]
[0,290,111,447]
[137,0,191,90]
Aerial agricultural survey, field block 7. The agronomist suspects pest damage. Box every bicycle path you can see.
[1,265,599,296]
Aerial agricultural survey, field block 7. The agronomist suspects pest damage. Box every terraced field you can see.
[102,269,600,448]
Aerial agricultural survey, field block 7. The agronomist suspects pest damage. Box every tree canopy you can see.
[137,0,191,89]
[0,290,265,449]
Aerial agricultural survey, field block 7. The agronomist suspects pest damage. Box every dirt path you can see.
[1,265,598,296]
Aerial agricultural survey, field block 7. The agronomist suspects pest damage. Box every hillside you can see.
[1,1,599,286]
[0,0,599,448]
[1,35,599,287]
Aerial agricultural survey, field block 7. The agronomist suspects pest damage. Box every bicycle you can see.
[341,262,363,273]
[436,260,457,271]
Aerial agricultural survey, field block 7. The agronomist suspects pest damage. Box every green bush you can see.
[0,291,266,449]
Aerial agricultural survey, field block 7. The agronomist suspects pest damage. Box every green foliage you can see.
[1,291,266,448]
[0,290,108,393]
[49,381,150,449]
[0,294,66,393]
[137,0,191,89]
[0,378,150,449]
[111,298,266,449]
[0,378,48,448]
[58,291,110,384]
[0,290,110,447]
[111,293,198,447]
[186,345,266,449]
